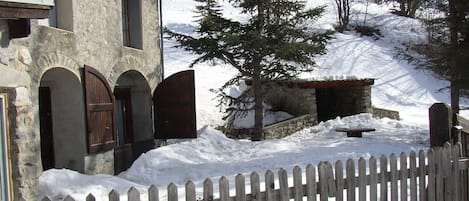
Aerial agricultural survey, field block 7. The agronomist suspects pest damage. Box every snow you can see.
[39,0,468,200]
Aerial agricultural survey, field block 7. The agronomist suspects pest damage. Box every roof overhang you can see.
[0,1,53,19]
[245,79,375,89]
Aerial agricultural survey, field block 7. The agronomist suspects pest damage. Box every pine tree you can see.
[165,0,332,140]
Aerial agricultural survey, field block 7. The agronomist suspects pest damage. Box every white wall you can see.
[1,0,54,6]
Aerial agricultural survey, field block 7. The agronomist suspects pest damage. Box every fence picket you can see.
[278,168,288,201]
[390,154,398,201]
[109,189,119,201]
[379,155,387,201]
[443,143,452,201]
[418,150,426,201]
[293,166,303,201]
[306,164,317,201]
[346,159,355,201]
[452,143,460,201]
[427,149,435,201]
[86,194,96,201]
[236,174,246,201]
[186,180,196,201]
[369,156,377,201]
[64,195,75,201]
[203,179,214,201]
[325,162,336,197]
[128,187,140,201]
[41,196,51,201]
[219,177,230,201]
[399,152,407,201]
[358,158,366,201]
[148,185,159,201]
[168,183,178,201]
[409,151,417,201]
[334,161,344,201]
[318,162,328,201]
[265,170,275,201]
[434,148,444,201]
[250,172,261,201]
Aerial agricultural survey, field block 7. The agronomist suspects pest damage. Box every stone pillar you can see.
[8,87,41,201]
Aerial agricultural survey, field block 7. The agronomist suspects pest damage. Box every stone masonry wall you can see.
[264,114,317,139]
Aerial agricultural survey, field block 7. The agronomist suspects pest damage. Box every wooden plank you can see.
[418,150,426,201]
[250,172,260,201]
[325,162,336,197]
[219,177,230,201]
[86,194,96,201]
[346,159,356,201]
[409,151,417,201]
[452,144,460,201]
[109,189,120,201]
[427,149,435,201]
[335,161,344,201]
[390,154,398,201]
[186,180,196,201]
[434,148,444,201]
[318,162,328,201]
[443,143,452,201]
[358,158,366,201]
[293,166,303,201]
[306,164,317,201]
[204,179,214,201]
[399,152,408,201]
[265,170,275,201]
[168,183,178,201]
[128,187,140,201]
[429,103,452,147]
[278,168,289,201]
[369,156,377,201]
[148,185,159,201]
[379,155,388,201]
[235,174,246,201]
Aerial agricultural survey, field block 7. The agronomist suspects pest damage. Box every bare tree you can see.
[335,0,350,32]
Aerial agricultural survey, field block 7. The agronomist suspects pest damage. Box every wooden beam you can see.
[0,5,51,19]
[245,79,375,88]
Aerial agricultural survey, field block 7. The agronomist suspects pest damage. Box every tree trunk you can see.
[449,0,460,126]
[252,74,264,141]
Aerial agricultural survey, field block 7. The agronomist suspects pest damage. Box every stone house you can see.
[0,0,196,200]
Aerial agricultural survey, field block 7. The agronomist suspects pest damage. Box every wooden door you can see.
[39,87,55,170]
[153,70,196,139]
[83,65,116,153]
[114,88,133,145]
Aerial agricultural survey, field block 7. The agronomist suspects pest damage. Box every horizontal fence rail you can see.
[42,142,469,201]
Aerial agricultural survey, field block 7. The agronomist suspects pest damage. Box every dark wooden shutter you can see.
[83,65,116,153]
[153,70,196,139]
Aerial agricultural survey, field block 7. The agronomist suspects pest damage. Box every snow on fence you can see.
[41,142,469,201]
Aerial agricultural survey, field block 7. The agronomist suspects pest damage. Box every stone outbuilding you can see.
[0,0,196,200]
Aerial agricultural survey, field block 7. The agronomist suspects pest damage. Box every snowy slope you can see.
[39,0,467,200]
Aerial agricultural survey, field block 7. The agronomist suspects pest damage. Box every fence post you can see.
[429,103,452,147]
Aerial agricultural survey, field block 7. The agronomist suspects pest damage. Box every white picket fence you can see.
[41,142,469,201]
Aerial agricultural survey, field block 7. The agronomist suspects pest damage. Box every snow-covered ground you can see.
[39,0,468,200]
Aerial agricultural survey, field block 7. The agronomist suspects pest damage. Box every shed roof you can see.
[245,78,375,89]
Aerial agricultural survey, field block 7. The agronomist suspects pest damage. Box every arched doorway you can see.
[39,68,86,172]
[113,70,153,173]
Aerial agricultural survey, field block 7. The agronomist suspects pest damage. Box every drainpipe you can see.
[158,0,165,80]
